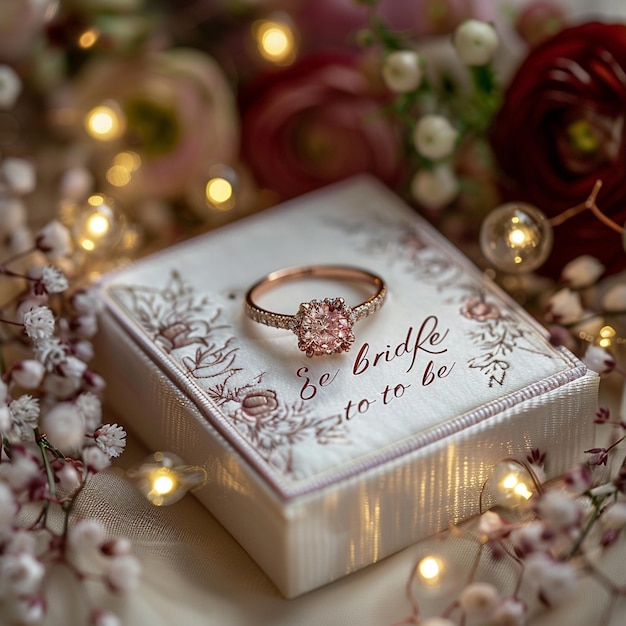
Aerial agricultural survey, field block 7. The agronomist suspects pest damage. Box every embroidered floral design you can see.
[461,296,501,322]
[335,214,552,388]
[114,271,348,478]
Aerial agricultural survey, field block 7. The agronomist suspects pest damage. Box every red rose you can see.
[239,53,403,201]
[490,22,626,277]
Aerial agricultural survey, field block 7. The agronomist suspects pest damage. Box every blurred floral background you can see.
[3,0,626,339]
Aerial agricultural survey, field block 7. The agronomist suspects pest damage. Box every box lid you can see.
[100,176,587,499]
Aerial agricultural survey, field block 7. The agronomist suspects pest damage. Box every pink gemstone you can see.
[296,298,355,357]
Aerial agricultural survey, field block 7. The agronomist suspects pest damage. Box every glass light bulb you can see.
[491,460,535,509]
[128,452,206,506]
[480,202,553,274]
[73,194,124,256]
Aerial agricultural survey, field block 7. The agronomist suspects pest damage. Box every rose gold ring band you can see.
[244,265,387,357]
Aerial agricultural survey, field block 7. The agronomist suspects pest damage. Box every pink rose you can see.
[72,48,239,202]
[240,53,403,201]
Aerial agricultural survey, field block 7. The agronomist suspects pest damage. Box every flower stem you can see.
[567,493,608,558]
[35,428,56,525]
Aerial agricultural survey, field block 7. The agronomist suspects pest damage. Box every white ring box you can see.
[96,176,598,598]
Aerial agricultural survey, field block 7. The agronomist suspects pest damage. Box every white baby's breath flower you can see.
[9,595,46,625]
[33,337,68,372]
[382,50,423,93]
[58,167,93,201]
[43,372,82,399]
[6,530,37,556]
[0,405,10,432]
[76,392,102,431]
[560,255,604,288]
[0,482,18,529]
[91,609,122,626]
[523,553,577,606]
[458,582,500,618]
[82,445,111,472]
[0,552,45,596]
[510,520,552,556]
[410,164,459,210]
[535,490,582,531]
[582,345,616,375]
[8,224,34,255]
[35,220,73,260]
[100,537,132,557]
[490,597,526,626]
[72,314,98,339]
[94,424,126,458]
[601,283,626,312]
[1,158,35,194]
[0,65,21,108]
[72,339,95,363]
[56,462,83,493]
[57,355,88,381]
[71,287,102,315]
[10,360,45,389]
[41,265,68,294]
[544,288,584,325]
[83,371,106,394]
[68,519,106,554]
[453,20,499,66]
[104,554,142,592]
[23,306,55,341]
[4,449,40,491]
[8,395,40,442]
[600,502,626,530]
[0,197,27,236]
[413,114,458,161]
[478,510,506,537]
[40,402,85,452]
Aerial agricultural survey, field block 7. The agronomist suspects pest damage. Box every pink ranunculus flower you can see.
[72,48,239,203]
[240,53,403,201]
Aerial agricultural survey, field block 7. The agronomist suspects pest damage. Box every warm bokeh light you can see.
[84,104,125,141]
[127,451,207,507]
[152,472,176,496]
[254,19,296,64]
[86,213,110,236]
[107,152,142,187]
[205,176,234,210]
[78,28,99,49]
[417,556,442,583]
[74,195,120,254]
[598,325,616,348]
[499,472,533,501]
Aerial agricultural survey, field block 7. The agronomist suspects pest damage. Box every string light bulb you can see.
[491,460,536,509]
[73,194,124,255]
[203,164,238,212]
[127,451,206,506]
[253,15,297,65]
[411,551,460,597]
[480,202,553,273]
[84,101,125,141]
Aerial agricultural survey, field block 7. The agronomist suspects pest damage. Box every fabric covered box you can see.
[95,176,598,598]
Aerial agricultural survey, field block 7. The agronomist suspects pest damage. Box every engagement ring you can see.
[244,265,387,357]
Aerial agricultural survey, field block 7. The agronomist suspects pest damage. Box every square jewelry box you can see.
[95,176,599,598]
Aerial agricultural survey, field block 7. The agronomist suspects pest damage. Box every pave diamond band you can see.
[244,265,387,357]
